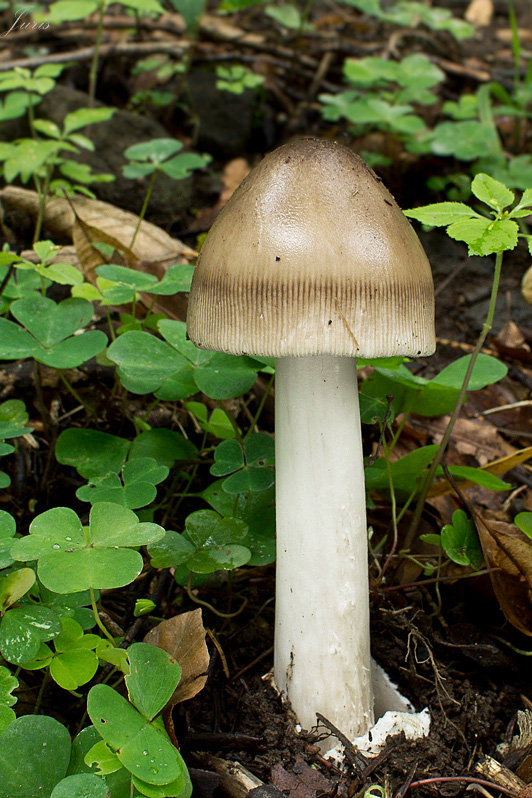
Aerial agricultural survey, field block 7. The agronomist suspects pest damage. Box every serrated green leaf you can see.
[63,107,115,135]
[404,202,476,226]
[471,173,515,209]
[446,217,492,246]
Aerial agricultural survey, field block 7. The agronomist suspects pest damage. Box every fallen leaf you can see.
[428,446,532,498]
[1,186,195,320]
[271,758,334,798]
[465,0,493,27]
[476,518,532,636]
[523,266,532,305]
[144,608,209,704]
[491,320,531,362]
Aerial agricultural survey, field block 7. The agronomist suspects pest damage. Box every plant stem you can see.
[89,0,106,107]
[242,373,275,443]
[129,170,158,250]
[405,250,504,548]
[90,588,116,644]
[34,669,50,714]
[58,371,98,421]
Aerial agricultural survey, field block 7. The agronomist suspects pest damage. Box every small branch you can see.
[0,40,189,72]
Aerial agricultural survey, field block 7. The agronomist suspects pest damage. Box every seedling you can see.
[10,503,165,595]
[0,64,65,123]
[319,54,444,160]
[0,105,115,239]
[336,0,474,40]
[421,509,483,570]
[122,139,210,247]
[0,642,192,797]
[0,293,108,369]
[216,65,265,95]
[404,174,532,542]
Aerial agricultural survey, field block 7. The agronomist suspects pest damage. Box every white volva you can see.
[274,355,374,739]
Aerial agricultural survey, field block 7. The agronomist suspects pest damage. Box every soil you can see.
[1,1,532,797]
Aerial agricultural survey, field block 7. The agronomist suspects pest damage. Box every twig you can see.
[0,40,189,72]
[398,775,519,797]
[315,712,368,773]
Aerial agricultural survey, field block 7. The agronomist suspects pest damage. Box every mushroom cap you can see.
[187,138,435,358]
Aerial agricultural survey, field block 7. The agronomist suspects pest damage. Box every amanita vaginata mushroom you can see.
[186,139,435,742]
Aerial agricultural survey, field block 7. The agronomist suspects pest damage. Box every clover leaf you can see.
[149,509,251,575]
[10,504,165,593]
[76,457,169,508]
[0,295,107,368]
[0,665,18,731]
[210,434,275,493]
[49,617,101,690]
[107,320,261,400]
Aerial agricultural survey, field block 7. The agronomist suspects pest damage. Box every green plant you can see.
[167,0,206,35]
[0,64,66,123]
[515,512,532,538]
[122,138,210,247]
[0,400,33,488]
[215,65,265,95]
[336,0,474,40]
[421,509,483,570]
[129,57,185,112]
[0,641,193,797]
[319,54,444,162]
[0,105,115,240]
[45,0,165,104]
[404,173,532,543]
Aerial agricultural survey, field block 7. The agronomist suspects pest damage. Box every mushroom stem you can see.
[274,354,374,741]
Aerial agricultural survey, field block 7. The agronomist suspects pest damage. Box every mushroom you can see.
[186,139,435,741]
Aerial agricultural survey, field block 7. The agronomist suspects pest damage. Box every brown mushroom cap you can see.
[187,139,435,358]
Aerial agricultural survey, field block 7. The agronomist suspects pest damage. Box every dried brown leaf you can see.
[0,186,195,321]
[465,0,493,27]
[271,758,333,798]
[491,321,531,362]
[144,608,209,704]
[523,265,532,305]
[477,519,532,636]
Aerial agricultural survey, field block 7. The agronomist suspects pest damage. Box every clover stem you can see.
[58,371,98,421]
[90,588,116,645]
[405,249,504,548]
[33,669,50,715]
[242,373,275,444]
